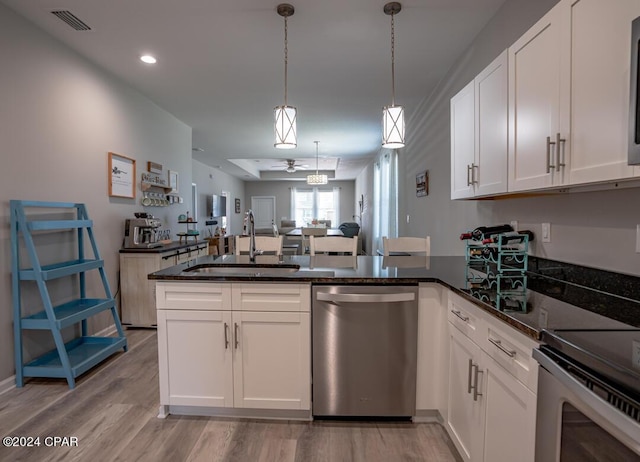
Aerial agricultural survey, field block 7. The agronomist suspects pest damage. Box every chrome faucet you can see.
[246,209,257,262]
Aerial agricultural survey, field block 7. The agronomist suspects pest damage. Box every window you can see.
[291,187,340,227]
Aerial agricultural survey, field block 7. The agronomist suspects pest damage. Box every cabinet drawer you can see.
[231,283,310,312]
[479,319,539,392]
[447,292,482,344]
[156,282,231,310]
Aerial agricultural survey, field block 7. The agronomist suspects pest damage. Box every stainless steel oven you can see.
[533,330,640,461]
[629,15,640,164]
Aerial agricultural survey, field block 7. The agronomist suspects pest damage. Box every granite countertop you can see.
[148,254,640,341]
[119,240,208,254]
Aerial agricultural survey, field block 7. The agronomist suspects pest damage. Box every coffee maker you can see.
[123,217,162,248]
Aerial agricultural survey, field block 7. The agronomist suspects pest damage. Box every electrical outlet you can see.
[542,223,551,243]
[510,220,519,232]
[539,309,549,329]
[406,214,410,224]
[636,225,640,253]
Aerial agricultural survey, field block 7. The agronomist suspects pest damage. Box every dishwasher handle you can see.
[316,291,415,303]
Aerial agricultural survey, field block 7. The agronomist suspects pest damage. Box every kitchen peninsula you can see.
[148,254,640,462]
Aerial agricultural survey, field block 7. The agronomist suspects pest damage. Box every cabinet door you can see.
[157,309,233,408]
[447,324,485,462]
[508,0,571,191]
[569,0,640,184]
[232,311,310,410]
[120,253,159,327]
[451,80,476,199]
[475,50,508,197]
[481,351,537,462]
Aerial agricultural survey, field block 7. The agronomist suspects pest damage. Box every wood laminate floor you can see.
[0,329,462,462]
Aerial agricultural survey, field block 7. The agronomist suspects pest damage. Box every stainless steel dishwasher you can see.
[312,285,418,418]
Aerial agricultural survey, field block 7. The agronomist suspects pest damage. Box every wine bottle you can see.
[459,224,513,241]
[481,230,535,245]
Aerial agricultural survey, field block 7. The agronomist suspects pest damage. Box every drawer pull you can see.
[224,322,229,349]
[451,309,469,322]
[489,337,516,357]
[234,323,239,349]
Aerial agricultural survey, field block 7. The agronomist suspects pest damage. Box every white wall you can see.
[0,4,193,382]
[244,180,356,229]
[192,159,246,236]
[361,0,640,276]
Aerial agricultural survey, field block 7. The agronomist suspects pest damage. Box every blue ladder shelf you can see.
[10,200,128,389]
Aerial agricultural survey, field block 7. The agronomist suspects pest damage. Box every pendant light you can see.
[307,141,328,185]
[382,2,405,149]
[274,4,297,149]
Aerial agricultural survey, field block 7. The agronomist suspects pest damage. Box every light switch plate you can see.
[511,220,519,232]
[542,223,551,243]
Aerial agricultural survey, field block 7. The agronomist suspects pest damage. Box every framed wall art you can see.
[108,152,136,198]
[235,198,241,214]
[168,170,179,193]
[416,170,429,197]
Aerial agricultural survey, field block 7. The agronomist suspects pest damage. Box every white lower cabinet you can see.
[156,282,311,417]
[445,292,539,462]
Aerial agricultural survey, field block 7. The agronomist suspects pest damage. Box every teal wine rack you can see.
[10,200,128,389]
[463,232,529,312]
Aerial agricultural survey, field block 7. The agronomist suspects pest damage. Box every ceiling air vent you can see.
[51,10,92,31]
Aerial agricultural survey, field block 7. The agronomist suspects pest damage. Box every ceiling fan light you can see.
[307,174,328,185]
[382,105,405,148]
[274,105,297,149]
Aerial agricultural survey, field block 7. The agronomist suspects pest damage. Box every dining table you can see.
[285,228,345,237]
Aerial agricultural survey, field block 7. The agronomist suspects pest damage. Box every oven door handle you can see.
[533,349,640,454]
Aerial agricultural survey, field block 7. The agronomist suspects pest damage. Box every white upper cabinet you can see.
[508,0,571,192]
[569,0,640,184]
[451,51,508,199]
[451,81,476,199]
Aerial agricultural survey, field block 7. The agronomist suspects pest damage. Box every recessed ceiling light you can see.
[140,55,157,64]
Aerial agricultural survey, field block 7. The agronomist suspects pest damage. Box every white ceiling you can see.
[2,0,506,181]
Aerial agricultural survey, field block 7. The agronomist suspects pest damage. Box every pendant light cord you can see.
[284,15,289,106]
[390,12,396,106]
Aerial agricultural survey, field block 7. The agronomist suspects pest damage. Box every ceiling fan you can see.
[272,159,308,173]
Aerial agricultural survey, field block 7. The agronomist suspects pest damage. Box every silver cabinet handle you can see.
[467,164,473,186]
[234,322,239,349]
[473,364,483,401]
[317,292,415,303]
[556,132,566,169]
[451,309,469,322]
[467,358,474,394]
[224,322,229,349]
[546,136,556,173]
[471,163,478,185]
[488,337,516,357]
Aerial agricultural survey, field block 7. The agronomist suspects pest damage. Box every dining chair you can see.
[310,235,358,256]
[273,224,299,255]
[317,219,331,228]
[235,235,283,255]
[301,227,327,254]
[382,236,431,256]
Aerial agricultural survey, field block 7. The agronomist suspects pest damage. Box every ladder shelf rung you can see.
[26,219,93,231]
[21,298,116,330]
[19,259,104,280]
[22,336,127,382]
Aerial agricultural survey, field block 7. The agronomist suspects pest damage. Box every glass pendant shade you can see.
[382,104,405,148]
[274,105,297,149]
[307,173,328,185]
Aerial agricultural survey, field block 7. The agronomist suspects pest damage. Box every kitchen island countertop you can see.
[148,254,640,340]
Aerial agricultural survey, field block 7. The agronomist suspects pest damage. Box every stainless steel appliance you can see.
[629,15,640,164]
[312,285,418,417]
[123,217,162,248]
[533,329,640,461]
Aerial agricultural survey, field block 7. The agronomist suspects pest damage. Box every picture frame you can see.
[235,198,241,214]
[108,152,136,198]
[168,170,179,193]
[416,170,428,197]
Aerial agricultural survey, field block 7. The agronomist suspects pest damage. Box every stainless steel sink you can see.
[185,264,300,276]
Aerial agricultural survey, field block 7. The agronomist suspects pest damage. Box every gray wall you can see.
[358,0,640,276]
[0,4,193,383]
[192,160,246,236]
[244,180,356,229]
